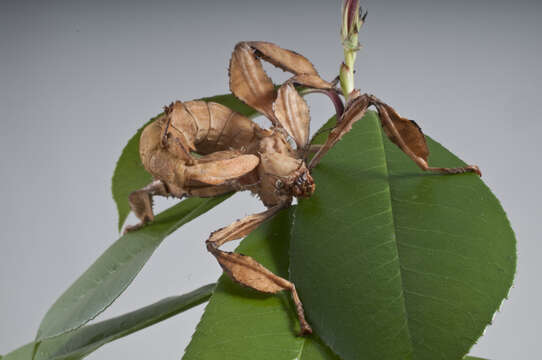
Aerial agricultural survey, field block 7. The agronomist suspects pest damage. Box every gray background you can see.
[1,0,540,359]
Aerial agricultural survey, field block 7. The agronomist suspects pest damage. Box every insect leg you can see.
[373,101,481,176]
[205,204,312,335]
[184,152,260,186]
[309,94,481,176]
[124,180,170,234]
[229,41,333,124]
[308,94,371,169]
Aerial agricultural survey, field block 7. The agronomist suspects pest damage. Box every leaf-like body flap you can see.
[186,154,259,185]
[273,83,311,148]
[248,41,319,76]
[229,42,276,120]
[380,103,429,161]
[292,73,333,90]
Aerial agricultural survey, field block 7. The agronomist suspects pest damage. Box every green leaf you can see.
[36,194,230,342]
[111,119,154,232]
[2,345,33,360]
[4,285,214,360]
[183,208,340,360]
[112,94,258,231]
[291,111,516,360]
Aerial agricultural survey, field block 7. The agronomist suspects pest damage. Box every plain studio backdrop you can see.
[1,0,540,359]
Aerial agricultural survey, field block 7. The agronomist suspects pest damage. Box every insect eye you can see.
[275,179,284,189]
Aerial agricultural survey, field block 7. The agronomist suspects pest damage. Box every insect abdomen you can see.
[167,100,262,155]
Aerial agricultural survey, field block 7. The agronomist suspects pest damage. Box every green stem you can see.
[340,33,359,101]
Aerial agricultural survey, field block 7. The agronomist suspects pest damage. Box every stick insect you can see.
[124,40,480,334]
[125,0,484,335]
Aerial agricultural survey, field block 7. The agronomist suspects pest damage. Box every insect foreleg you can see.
[184,153,260,186]
[229,41,333,124]
[205,203,312,335]
[308,95,371,169]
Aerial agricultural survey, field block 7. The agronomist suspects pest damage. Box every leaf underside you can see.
[36,195,229,342]
[4,284,214,360]
[291,112,516,360]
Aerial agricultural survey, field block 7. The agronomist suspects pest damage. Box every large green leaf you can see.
[183,208,340,360]
[4,284,213,360]
[112,94,257,231]
[291,111,516,360]
[36,195,229,342]
[181,196,493,360]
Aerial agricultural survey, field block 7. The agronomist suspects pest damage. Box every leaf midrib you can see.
[373,118,415,359]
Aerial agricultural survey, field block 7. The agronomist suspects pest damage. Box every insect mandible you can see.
[124,28,480,336]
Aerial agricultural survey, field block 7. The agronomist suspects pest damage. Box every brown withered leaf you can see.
[248,41,319,76]
[379,103,429,161]
[273,83,311,148]
[229,42,276,120]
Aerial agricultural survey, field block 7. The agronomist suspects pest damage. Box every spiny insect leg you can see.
[309,94,481,176]
[308,94,371,169]
[205,203,312,335]
[374,102,481,176]
[124,180,169,234]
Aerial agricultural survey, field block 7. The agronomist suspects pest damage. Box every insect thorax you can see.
[256,132,315,206]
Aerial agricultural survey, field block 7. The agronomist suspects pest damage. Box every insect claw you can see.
[297,325,313,337]
[296,314,313,336]
[123,220,148,235]
[362,9,368,23]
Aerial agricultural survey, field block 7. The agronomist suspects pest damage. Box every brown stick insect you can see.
[124,4,480,335]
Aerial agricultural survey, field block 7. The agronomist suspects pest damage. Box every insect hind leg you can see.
[124,180,170,234]
[373,99,482,176]
[309,93,481,176]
